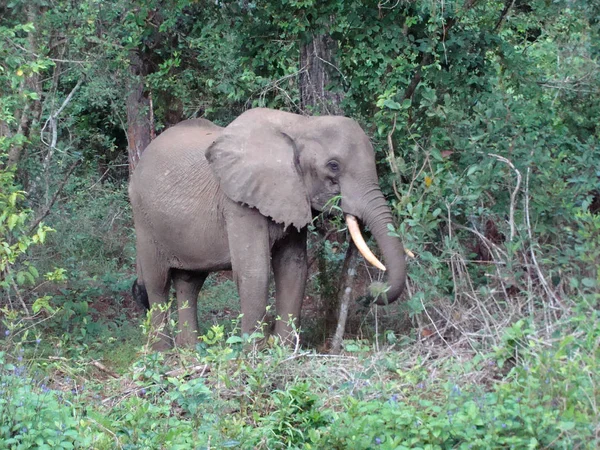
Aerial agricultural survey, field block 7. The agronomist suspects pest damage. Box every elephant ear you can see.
[206,120,312,230]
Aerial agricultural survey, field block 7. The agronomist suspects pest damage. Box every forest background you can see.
[1,0,599,448]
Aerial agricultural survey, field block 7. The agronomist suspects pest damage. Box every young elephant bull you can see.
[129,108,406,350]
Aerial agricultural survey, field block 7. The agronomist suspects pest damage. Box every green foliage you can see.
[316,372,594,449]
[0,313,598,448]
[0,21,52,124]
[89,397,202,448]
[0,174,51,283]
[0,352,92,449]
[0,21,57,321]
[34,180,134,277]
[1,2,600,448]
[242,382,329,449]
[196,279,241,335]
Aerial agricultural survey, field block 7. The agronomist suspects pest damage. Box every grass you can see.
[1,310,598,449]
[196,276,241,335]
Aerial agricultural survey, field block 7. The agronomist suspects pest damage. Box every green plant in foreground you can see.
[0,351,93,449]
[0,311,597,449]
[255,382,330,449]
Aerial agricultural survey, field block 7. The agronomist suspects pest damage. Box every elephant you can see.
[129,108,406,350]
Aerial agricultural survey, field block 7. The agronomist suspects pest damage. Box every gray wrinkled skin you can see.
[129,108,406,350]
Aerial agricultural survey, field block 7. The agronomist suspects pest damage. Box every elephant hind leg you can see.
[172,269,208,347]
[136,240,172,350]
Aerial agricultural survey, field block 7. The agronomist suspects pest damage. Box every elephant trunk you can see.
[352,188,406,305]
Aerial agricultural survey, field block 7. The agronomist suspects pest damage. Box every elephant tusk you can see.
[346,214,386,271]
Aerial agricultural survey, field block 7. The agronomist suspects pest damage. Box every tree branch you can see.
[41,78,83,149]
[330,242,359,354]
[494,0,516,32]
[401,1,481,100]
[488,153,521,242]
[28,159,80,234]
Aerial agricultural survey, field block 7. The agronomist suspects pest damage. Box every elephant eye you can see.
[327,160,340,172]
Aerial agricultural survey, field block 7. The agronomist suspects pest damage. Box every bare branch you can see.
[41,78,83,149]
[331,243,359,354]
[524,166,562,307]
[90,360,119,378]
[488,153,521,242]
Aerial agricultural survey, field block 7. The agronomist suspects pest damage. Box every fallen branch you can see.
[90,360,119,378]
[165,364,209,378]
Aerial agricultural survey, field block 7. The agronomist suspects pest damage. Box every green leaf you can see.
[7,214,18,231]
[16,271,25,285]
[226,335,243,344]
[28,265,39,278]
[344,343,360,352]
[32,296,54,314]
[8,191,18,206]
[382,99,402,110]
[581,278,596,288]
[559,421,576,431]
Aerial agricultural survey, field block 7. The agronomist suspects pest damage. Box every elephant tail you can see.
[132,278,150,310]
[132,254,149,310]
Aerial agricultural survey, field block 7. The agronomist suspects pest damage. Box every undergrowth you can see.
[0,312,598,449]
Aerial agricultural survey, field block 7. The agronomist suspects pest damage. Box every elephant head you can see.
[206,108,406,304]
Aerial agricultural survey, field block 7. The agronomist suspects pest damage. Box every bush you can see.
[0,352,93,449]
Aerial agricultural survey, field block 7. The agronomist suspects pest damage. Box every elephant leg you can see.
[272,227,307,343]
[226,204,271,339]
[172,270,208,348]
[136,239,172,351]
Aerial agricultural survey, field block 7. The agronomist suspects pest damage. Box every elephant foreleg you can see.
[272,227,307,343]
[172,269,207,347]
[226,204,271,339]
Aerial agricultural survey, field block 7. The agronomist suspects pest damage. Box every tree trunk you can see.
[6,101,32,168]
[299,34,344,115]
[5,3,42,169]
[126,51,153,174]
[299,33,355,343]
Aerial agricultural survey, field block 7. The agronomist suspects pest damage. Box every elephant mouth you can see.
[345,215,386,271]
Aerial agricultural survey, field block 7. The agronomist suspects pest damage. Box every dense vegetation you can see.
[1,0,599,448]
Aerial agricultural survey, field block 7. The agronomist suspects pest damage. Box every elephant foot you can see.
[150,332,174,352]
[175,331,199,348]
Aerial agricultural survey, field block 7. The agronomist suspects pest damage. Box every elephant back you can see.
[129,118,225,219]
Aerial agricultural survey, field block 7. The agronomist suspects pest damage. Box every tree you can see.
[299,33,344,115]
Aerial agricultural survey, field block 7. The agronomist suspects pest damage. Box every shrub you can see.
[0,351,93,449]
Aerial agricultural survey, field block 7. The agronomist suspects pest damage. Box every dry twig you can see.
[90,360,119,378]
[488,153,521,242]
